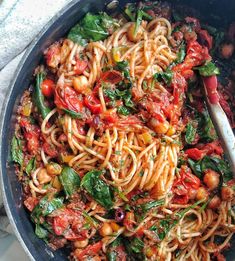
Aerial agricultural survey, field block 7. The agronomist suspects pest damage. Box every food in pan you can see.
[11,1,235,260]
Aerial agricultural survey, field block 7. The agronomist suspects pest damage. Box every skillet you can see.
[0,0,235,260]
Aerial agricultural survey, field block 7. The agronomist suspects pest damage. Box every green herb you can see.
[175,43,186,64]
[194,61,220,76]
[130,237,144,253]
[196,110,217,141]
[134,9,152,35]
[33,73,51,119]
[185,123,197,144]
[154,69,173,86]
[35,224,49,239]
[63,109,83,119]
[68,12,118,45]
[176,199,204,219]
[25,157,36,175]
[139,198,165,212]
[115,150,121,155]
[188,158,202,178]
[113,187,129,201]
[59,166,81,198]
[31,195,64,224]
[11,136,23,167]
[115,61,131,81]
[82,211,98,228]
[81,170,114,209]
[117,106,131,116]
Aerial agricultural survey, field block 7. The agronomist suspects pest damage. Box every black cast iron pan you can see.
[0,0,234,260]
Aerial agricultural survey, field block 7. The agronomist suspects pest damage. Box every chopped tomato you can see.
[53,214,70,236]
[24,197,39,212]
[203,76,219,104]
[93,70,123,94]
[173,40,211,79]
[198,29,213,50]
[84,95,102,114]
[103,109,118,123]
[55,86,84,112]
[75,241,102,260]
[197,141,223,156]
[74,59,87,75]
[20,118,40,155]
[173,166,200,204]
[172,72,187,105]
[185,148,204,160]
[45,42,61,68]
[43,142,58,158]
[41,79,55,98]
[100,70,123,84]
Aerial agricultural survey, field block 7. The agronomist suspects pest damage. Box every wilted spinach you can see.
[81,170,114,209]
[63,109,83,119]
[31,195,64,224]
[59,166,81,198]
[68,12,118,45]
[154,69,173,86]
[35,224,49,240]
[25,157,36,175]
[194,61,220,76]
[11,135,24,167]
[185,122,197,144]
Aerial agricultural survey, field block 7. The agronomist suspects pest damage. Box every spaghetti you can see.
[11,1,234,261]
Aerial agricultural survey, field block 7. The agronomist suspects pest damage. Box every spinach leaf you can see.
[31,195,64,223]
[188,156,232,182]
[196,110,217,141]
[175,43,186,64]
[35,224,49,239]
[194,61,220,76]
[25,157,36,175]
[115,61,131,81]
[129,238,144,254]
[134,9,152,35]
[117,106,131,116]
[188,158,202,178]
[59,166,81,198]
[139,198,165,212]
[154,69,173,86]
[33,73,51,119]
[11,135,24,167]
[81,170,114,209]
[63,109,83,119]
[185,123,197,144]
[68,12,118,44]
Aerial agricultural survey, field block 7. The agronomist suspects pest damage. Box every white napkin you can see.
[0,0,73,237]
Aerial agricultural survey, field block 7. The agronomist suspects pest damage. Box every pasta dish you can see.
[11,1,235,260]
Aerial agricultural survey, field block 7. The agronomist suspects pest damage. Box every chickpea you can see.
[221,186,234,201]
[149,118,169,134]
[188,189,197,200]
[127,23,144,42]
[99,222,113,237]
[37,168,52,184]
[74,239,88,249]
[203,169,220,191]
[46,162,62,176]
[52,176,62,191]
[73,76,89,93]
[196,187,209,202]
[221,43,234,59]
[208,195,221,209]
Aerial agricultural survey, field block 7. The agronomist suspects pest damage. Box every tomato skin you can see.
[55,86,84,112]
[84,95,102,114]
[103,109,118,123]
[185,148,204,161]
[24,197,39,212]
[198,29,213,50]
[74,59,87,75]
[203,76,219,104]
[43,142,58,158]
[53,215,70,236]
[41,79,55,98]
[173,166,200,204]
[75,241,102,260]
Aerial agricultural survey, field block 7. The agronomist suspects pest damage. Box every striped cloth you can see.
[0,0,72,237]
